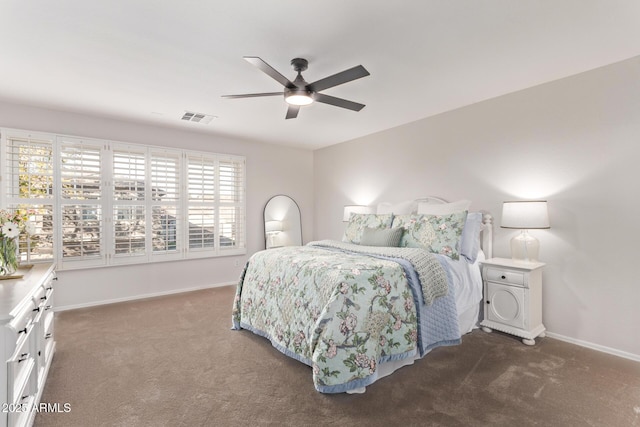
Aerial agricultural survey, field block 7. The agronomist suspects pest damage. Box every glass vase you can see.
[0,236,18,276]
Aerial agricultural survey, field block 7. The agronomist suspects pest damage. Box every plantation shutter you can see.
[185,153,245,256]
[186,154,216,254]
[219,157,245,251]
[150,149,182,259]
[58,136,106,268]
[111,145,147,263]
[3,131,55,263]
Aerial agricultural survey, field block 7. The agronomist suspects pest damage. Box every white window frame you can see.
[0,128,246,271]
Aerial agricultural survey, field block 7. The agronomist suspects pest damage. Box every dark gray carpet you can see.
[35,286,640,426]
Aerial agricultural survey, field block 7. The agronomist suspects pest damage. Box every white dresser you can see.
[0,264,56,427]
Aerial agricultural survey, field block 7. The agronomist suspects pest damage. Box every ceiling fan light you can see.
[285,90,314,106]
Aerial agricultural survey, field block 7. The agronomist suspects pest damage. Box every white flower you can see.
[25,222,36,235]
[2,222,20,238]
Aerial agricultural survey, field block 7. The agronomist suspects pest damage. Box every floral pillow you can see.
[391,211,468,259]
[342,213,393,244]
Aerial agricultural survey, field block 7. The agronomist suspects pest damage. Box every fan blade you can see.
[285,105,300,119]
[244,57,296,88]
[307,65,370,92]
[314,93,365,112]
[222,92,282,99]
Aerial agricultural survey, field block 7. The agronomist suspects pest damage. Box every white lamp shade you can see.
[265,220,283,233]
[501,201,550,229]
[343,205,372,222]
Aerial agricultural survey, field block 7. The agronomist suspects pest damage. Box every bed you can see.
[232,198,492,393]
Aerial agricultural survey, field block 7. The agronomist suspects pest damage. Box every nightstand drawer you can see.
[485,268,525,286]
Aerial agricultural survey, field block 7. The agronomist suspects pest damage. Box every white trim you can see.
[545,331,640,362]
[54,281,236,312]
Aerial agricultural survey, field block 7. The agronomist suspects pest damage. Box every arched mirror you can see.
[263,195,302,249]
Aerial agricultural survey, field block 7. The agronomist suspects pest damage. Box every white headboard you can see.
[480,213,493,259]
[414,197,493,259]
[414,196,448,205]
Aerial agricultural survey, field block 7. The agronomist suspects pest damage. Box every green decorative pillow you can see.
[359,227,404,247]
[342,213,393,244]
[391,211,468,259]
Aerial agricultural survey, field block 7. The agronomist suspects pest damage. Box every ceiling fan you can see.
[222,57,370,119]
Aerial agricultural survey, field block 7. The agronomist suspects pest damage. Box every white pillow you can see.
[460,212,483,263]
[417,199,471,215]
[376,200,416,215]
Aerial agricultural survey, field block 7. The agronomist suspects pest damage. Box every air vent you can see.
[181,111,216,124]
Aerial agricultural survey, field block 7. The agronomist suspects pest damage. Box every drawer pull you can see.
[21,395,29,401]
[44,305,52,311]
[40,296,47,300]
[45,333,53,340]
[33,307,40,312]
[18,327,27,334]
[46,286,53,290]
[501,275,506,280]
[486,300,491,304]
[52,277,58,281]
[18,353,30,363]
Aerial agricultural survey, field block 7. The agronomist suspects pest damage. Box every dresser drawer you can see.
[31,285,46,306]
[38,283,54,310]
[7,326,36,403]
[9,298,39,335]
[42,274,55,297]
[41,307,56,363]
[485,267,525,286]
[8,392,35,427]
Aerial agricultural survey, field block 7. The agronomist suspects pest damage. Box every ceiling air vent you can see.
[181,111,216,124]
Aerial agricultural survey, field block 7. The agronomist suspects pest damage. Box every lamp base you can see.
[510,230,540,262]
[267,233,276,249]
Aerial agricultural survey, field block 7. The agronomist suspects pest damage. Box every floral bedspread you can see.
[231,241,460,393]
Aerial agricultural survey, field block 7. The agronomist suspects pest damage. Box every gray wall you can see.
[0,101,314,308]
[314,56,640,358]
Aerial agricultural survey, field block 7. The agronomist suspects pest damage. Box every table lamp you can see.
[501,201,550,262]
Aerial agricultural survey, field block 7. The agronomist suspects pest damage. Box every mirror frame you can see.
[263,194,302,249]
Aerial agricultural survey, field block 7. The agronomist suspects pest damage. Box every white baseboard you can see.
[545,331,640,363]
[55,282,236,312]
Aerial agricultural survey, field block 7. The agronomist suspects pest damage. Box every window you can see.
[187,153,216,252]
[59,136,104,268]
[112,145,147,263]
[1,128,246,270]
[151,150,181,255]
[4,132,55,263]
[218,158,245,249]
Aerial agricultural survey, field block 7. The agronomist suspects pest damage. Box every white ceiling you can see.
[1,1,639,150]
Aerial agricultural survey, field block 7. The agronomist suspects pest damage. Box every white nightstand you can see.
[480,257,546,345]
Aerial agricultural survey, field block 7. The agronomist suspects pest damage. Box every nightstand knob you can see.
[501,275,506,279]
[486,300,490,304]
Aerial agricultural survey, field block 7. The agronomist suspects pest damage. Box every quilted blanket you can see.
[232,241,460,393]
[307,240,449,305]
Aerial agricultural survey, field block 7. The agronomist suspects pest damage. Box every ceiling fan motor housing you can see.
[291,58,308,73]
[286,58,314,105]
